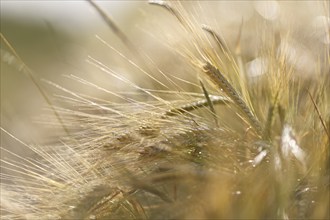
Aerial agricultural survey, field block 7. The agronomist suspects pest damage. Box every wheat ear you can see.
[202,61,263,136]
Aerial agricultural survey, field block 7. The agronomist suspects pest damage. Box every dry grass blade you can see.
[202,25,229,56]
[149,0,191,32]
[0,33,69,136]
[307,90,330,141]
[87,0,136,53]
[199,80,219,127]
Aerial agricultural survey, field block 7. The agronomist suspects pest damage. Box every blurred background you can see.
[1,1,329,157]
[1,1,141,145]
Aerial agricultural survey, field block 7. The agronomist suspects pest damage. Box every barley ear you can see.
[202,61,262,136]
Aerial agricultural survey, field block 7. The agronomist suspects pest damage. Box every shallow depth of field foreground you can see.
[0,1,329,219]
